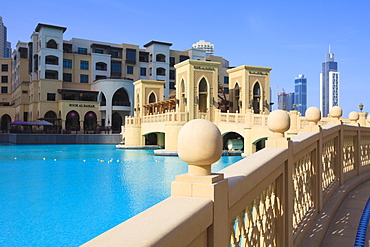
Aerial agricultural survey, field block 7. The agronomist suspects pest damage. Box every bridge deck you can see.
[323,180,370,247]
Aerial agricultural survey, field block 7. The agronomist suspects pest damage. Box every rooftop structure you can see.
[192,40,214,56]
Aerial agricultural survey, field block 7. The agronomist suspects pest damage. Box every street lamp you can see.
[359,103,364,112]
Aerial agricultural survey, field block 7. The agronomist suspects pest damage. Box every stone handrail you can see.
[84,120,370,247]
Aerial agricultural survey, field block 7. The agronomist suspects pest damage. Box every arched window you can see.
[149,92,156,103]
[45,55,58,65]
[46,39,58,49]
[112,88,130,106]
[96,62,107,71]
[156,67,166,76]
[156,54,166,62]
[100,92,106,106]
[112,112,122,133]
[235,83,240,113]
[198,78,208,113]
[252,82,261,114]
[1,114,11,132]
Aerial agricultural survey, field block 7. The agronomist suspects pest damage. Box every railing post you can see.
[355,124,361,176]
[171,119,228,247]
[317,126,324,212]
[338,122,344,185]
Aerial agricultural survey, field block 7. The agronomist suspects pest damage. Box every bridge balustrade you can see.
[84,122,370,247]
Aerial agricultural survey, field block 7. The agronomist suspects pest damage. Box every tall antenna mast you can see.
[329,44,331,53]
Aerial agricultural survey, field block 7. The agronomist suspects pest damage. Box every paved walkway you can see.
[322,179,370,247]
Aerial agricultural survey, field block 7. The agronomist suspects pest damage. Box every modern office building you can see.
[277,90,294,111]
[294,74,307,116]
[192,40,214,56]
[0,17,11,58]
[0,23,234,133]
[320,46,340,117]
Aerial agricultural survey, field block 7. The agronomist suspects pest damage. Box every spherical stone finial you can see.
[349,111,359,122]
[305,107,321,125]
[178,119,222,176]
[330,106,342,119]
[267,110,290,137]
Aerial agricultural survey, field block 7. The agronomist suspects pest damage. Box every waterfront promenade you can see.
[84,109,370,246]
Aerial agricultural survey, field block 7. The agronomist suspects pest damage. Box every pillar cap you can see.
[178,119,222,176]
[267,110,290,137]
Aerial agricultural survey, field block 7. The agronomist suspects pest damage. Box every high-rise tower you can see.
[192,40,214,56]
[294,74,307,116]
[320,46,339,117]
[0,17,11,58]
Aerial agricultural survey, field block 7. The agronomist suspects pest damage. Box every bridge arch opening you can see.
[144,132,165,147]
[252,137,267,153]
[222,132,244,152]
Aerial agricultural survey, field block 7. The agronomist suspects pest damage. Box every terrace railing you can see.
[84,114,370,247]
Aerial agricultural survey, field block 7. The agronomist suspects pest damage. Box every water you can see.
[0,144,242,246]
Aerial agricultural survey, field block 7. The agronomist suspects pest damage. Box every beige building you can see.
[0,23,234,133]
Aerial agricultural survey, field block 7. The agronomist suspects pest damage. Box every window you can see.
[63,59,72,69]
[1,76,8,83]
[1,64,8,72]
[78,47,87,55]
[169,70,175,80]
[224,87,229,94]
[1,87,8,94]
[140,67,146,76]
[139,51,149,62]
[170,57,175,67]
[22,90,28,94]
[19,47,27,58]
[95,62,107,71]
[47,93,56,101]
[95,75,107,81]
[63,73,72,82]
[224,76,229,84]
[45,56,58,65]
[156,67,165,76]
[179,55,189,62]
[126,49,136,64]
[111,50,120,58]
[80,60,89,70]
[46,39,58,49]
[80,74,89,83]
[111,61,122,74]
[45,70,58,79]
[170,81,175,89]
[156,54,166,62]
[127,65,133,74]
[94,49,104,54]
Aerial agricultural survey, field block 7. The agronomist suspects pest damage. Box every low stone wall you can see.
[0,134,122,144]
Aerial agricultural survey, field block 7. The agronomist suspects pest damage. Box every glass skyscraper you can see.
[294,74,307,116]
[320,47,339,117]
[0,16,11,58]
[277,90,294,111]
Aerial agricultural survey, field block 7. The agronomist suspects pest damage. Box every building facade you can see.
[0,23,234,133]
[294,74,307,116]
[192,40,214,56]
[320,47,340,117]
[277,90,294,111]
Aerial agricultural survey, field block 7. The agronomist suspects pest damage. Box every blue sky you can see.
[2,0,370,116]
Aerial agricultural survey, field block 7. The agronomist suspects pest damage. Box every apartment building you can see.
[0,23,233,133]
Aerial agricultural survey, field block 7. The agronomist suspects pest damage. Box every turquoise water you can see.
[0,144,242,246]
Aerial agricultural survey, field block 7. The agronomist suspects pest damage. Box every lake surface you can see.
[0,144,242,246]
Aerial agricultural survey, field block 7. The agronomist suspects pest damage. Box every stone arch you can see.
[0,114,11,132]
[66,110,80,131]
[143,131,165,147]
[112,88,130,106]
[222,131,244,151]
[149,92,156,103]
[84,111,97,131]
[46,39,58,49]
[180,79,186,111]
[44,110,58,127]
[252,137,267,153]
[198,77,208,113]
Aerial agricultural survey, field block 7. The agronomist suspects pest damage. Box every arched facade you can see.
[0,114,11,132]
[66,111,80,131]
